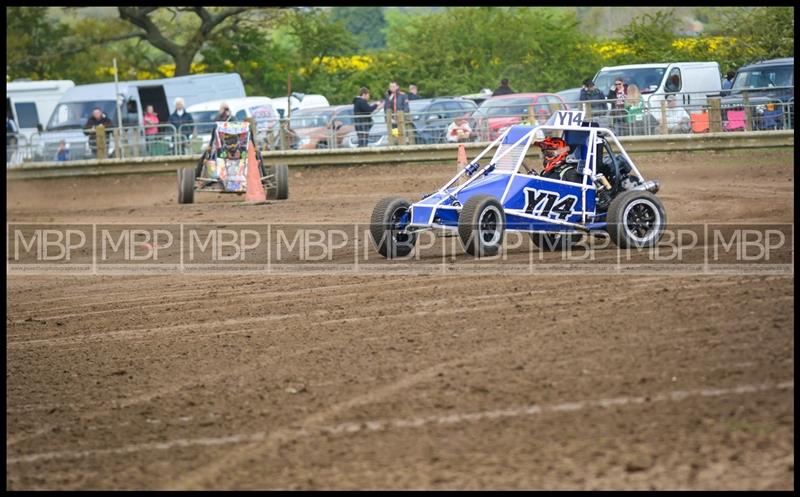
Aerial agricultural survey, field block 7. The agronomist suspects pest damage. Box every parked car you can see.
[186,96,278,149]
[720,57,794,130]
[471,93,568,141]
[365,98,479,146]
[413,97,479,144]
[271,93,330,120]
[460,89,494,107]
[555,87,582,109]
[279,105,355,150]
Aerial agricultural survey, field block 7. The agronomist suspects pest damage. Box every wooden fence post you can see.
[743,93,752,131]
[708,97,722,133]
[385,110,395,145]
[113,128,122,158]
[660,100,668,135]
[397,111,406,144]
[96,124,107,159]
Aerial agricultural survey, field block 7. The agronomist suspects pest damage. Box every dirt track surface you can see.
[6,150,795,490]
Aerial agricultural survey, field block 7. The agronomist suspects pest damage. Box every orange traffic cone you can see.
[245,142,266,202]
[457,143,468,166]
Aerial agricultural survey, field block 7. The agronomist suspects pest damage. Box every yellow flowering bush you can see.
[309,55,373,73]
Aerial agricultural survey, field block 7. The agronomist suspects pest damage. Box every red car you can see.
[472,93,568,141]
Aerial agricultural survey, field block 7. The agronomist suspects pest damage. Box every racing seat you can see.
[562,126,602,178]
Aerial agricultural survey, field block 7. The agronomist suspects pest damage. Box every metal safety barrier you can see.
[6,129,793,181]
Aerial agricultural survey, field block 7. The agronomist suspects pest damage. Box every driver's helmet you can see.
[534,136,567,158]
[533,136,569,173]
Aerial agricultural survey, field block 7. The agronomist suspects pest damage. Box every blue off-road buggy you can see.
[370,110,666,258]
[177,121,289,204]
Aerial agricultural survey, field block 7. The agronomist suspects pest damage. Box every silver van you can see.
[36,73,246,161]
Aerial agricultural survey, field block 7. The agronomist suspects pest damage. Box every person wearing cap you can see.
[579,79,606,114]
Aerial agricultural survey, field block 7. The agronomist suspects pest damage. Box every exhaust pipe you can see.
[630,179,660,194]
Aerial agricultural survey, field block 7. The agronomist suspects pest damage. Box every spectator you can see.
[83,107,113,158]
[445,115,473,143]
[519,108,536,126]
[624,84,646,136]
[384,80,410,139]
[353,87,382,148]
[579,78,606,114]
[7,113,19,163]
[721,69,736,95]
[169,97,194,154]
[214,102,232,122]
[492,78,514,96]
[662,94,691,134]
[606,78,628,135]
[143,105,160,152]
[54,140,71,162]
[407,84,421,100]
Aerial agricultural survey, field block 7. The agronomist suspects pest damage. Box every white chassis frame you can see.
[407,116,647,234]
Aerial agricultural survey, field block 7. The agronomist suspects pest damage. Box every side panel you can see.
[503,175,593,224]
[410,205,435,226]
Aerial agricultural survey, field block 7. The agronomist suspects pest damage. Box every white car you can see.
[270,93,330,120]
[187,97,279,149]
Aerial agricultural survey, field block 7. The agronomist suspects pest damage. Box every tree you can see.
[707,7,794,61]
[330,7,386,50]
[614,10,681,64]
[7,7,73,81]
[117,7,279,76]
[380,7,598,95]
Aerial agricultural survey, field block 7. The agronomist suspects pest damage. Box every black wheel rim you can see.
[478,206,502,246]
[624,200,659,241]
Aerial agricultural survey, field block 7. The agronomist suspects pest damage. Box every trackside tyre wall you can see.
[606,190,667,248]
[458,195,506,257]
[370,196,417,259]
[177,167,195,204]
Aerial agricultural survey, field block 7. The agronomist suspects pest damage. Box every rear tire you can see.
[370,196,416,259]
[273,164,289,200]
[177,167,195,204]
[606,190,666,248]
[264,164,289,200]
[458,195,505,257]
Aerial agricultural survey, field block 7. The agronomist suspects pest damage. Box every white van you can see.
[6,79,75,141]
[186,96,278,147]
[38,73,246,160]
[271,93,330,119]
[593,62,722,109]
